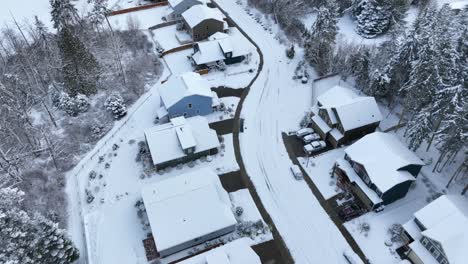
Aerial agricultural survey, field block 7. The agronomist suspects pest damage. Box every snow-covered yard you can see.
[108,5,172,30]
[151,24,182,51]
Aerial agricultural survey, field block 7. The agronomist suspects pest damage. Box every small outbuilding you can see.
[311,86,382,148]
[158,72,219,120]
[180,5,225,41]
[142,168,237,258]
[400,195,468,264]
[144,116,220,170]
[334,132,424,210]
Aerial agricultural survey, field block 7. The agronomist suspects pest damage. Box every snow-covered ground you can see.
[221,0,358,263]
[108,5,171,30]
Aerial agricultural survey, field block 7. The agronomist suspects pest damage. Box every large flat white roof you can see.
[179,238,261,264]
[144,116,220,165]
[142,168,237,254]
[345,132,423,192]
[159,72,213,109]
[182,5,224,28]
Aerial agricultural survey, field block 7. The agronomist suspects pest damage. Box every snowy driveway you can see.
[215,0,355,263]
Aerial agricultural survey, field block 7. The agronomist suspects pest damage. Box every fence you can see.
[161,43,194,56]
[108,1,169,16]
[70,91,154,264]
[148,20,178,31]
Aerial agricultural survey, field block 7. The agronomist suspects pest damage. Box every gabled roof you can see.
[415,195,468,264]
[159,72,212,109]
[168,0,207,8]
[316,86,382,132]
[179,238,261,264]
[345,132,424,192]
[144,116,220,165]
[142,168,237,254]
[192,28,252,65]
[334,97,382,131]
[182,5,224,28]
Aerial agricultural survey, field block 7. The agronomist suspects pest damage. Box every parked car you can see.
[290,165,303,180]
[302,133,320,143]
[296,127,314,138]
[343,249,364,264]
[303,141,327,155]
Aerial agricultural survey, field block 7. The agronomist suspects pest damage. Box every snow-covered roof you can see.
[345,132,424,192]
[142,168,237,254]
[316,86,382,131]
[414,195,468,264]
[159,72,213,109]
[408,240,439,264]
[317,86,358,107]
[192,28,252,65]
[311,115,332,134]
[329,128,344,141]
[336,158,383,205]
[182,5,224,28]
[144,116,220,165]
[179,238,261,264]
[450,1,468,10]
[168,0,207,8]
[334,97,382,131]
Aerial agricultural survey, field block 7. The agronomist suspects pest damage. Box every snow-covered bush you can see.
[235,206,244,217]
[57,92,90,116]
[353,0,391,38]
[286,44,295,59]
[104,93,127,119]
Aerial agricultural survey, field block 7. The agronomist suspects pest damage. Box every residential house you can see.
[190,28,252,69]
[178,238,261,264]
[158,72,220,121]
[334,132,424,210]
[144,116,220,170]
[180,5,226,41]
[311,86,382,148]
[141,168,237,258]
[400,195,468,264]
[168,0,207,19]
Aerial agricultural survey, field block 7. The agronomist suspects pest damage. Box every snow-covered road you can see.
[216,0,355,263]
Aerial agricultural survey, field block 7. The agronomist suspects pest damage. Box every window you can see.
[431,250,440,259]
[421,237,429,246]
[440,259,448,264]
[188,103,192,109]
[184,112,187,117]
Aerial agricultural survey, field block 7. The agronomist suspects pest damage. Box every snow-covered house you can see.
[180,5,226,41]
[168,0,208,19]
[311,86,382,148]
[400,195,468,264]
[178,238,261,264]
[141,168,237,258]
[158,72,220,120]
[144,116,220,170]
[190,28,252,68]
[334,132,424,210]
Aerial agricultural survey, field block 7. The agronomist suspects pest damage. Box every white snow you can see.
[345,132,424,193]
[144,116,220,166]
[182,5,224,28]
[178,238,261,264]
[159,72,213,108]
[108,5,171,30]
[141,168,237,255]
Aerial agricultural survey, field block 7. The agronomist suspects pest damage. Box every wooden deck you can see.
[143,235,159,261]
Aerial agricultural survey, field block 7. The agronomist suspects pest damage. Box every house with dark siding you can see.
[190,28,252,69]
[334,132,424,210]
[180,5,226,41]
[168,0,207,19]
[158,72,219,121]
[400,195,468,264]
[311,86,382,148]
[144,116,220,170]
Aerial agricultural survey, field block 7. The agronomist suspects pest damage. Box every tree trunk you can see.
[433,150,447,172]
[105,16,127,86]
[439,148,460,172]
[426,116,442,152]
[446,163,463,188]
[462,184,468,195]
[42,102,57,128]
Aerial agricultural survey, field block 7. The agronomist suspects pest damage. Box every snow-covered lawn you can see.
[164,49,195,75]
[151,24,182,51]
[298,149,345,200]
[108,5,171,30]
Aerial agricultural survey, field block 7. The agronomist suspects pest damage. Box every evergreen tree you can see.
[304,0,339,75]
[58,27,99,96]
[353,0,392,38]
[0,188,79,264]
[50,0,80,30]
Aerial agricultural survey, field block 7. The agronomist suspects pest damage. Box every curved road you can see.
[216,1,356,263]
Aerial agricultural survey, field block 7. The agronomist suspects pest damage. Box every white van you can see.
[290,165,303,180]
[296,128,314,138]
